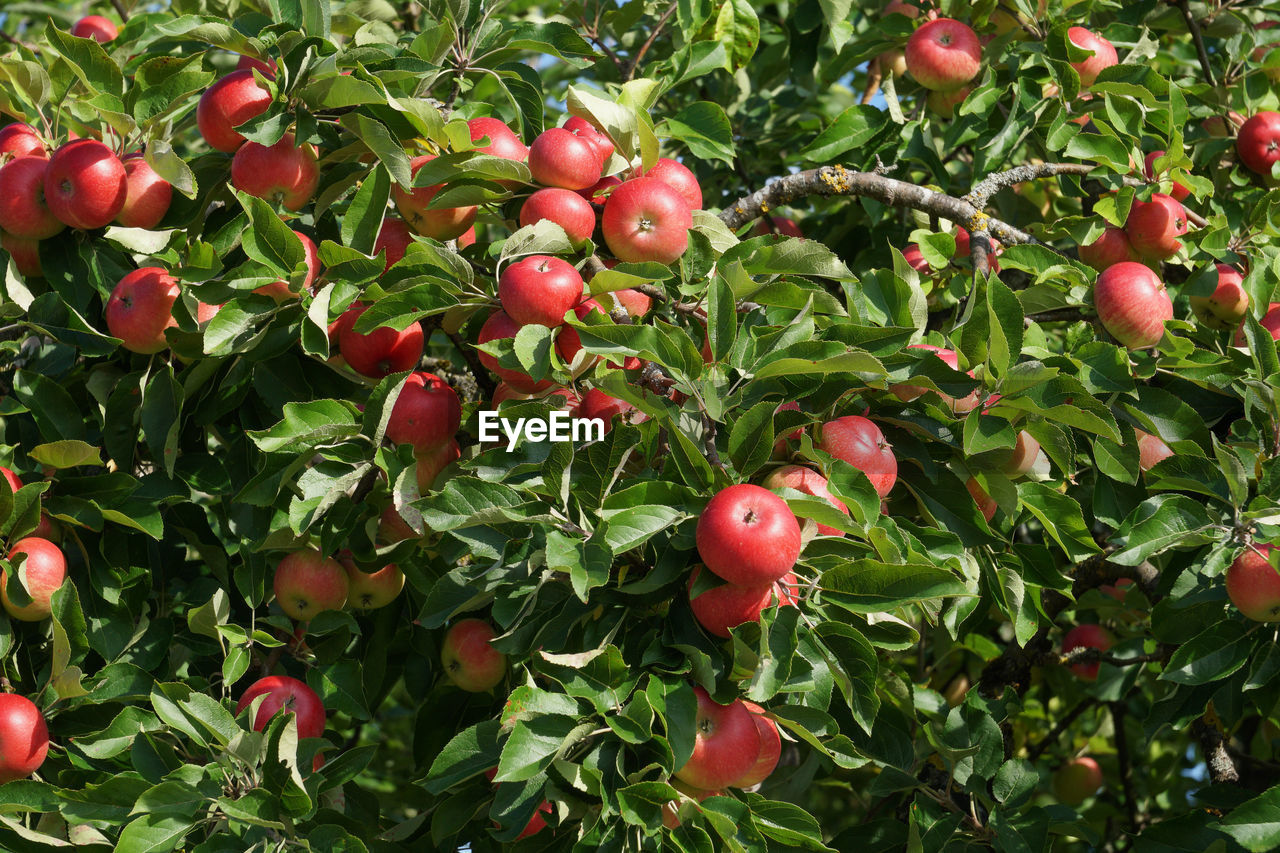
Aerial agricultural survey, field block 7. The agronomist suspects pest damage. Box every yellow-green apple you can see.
[337,550,405,611]
[673,686,762,790]
[687,566,796,637]
[105,266,180,354]
[1061,624,1112,680]
[197,70,273,153]
[230,133,320,211]
[1237,111,1280,176]
[601,177,692,264]
[1079,225,1136,271]
[1052,756,1103,805]
[966,476,997,522]
[253,230,318,302]
[528,127,602,190]
[0,156,64,239]
[441,618,506,691]
[236,675,326,739]
[577,174,622,207]
[386,371,461,451]
[1134,428,1173,471]
[1093,261,1172,349]
[2,536,67,621]
[374,217,413,271]
[1144,151,1190,201]
[574,387,642,434]
[990,0,1044,36]
[879,48,908,77]
[905,18,981,91]
[71,15,118,42]
[337,304,425,379]
[466,116,529,162]
[1,232,41,277]
[1225,544,1280,621]
[477,309,553,393]
[114,153,172,229]
[1124,192,1187,261]
[695,484,802,586]
[555,297,605,370]
[0,124,44,159]
[634,157,703,211]
[734,701,781,788]
[498,255,585,328]
[1068,26,1118,87]
[1000,429,1043,477]
[0,695,48,783]
[817,416,898,497]
[1190,263,1248,330]
[563,115,615,167]
[927,86,970,118]
[762,464,849,536]
[519,188,596,243]
[753,216,803,238]
[416,439,460,492]
[392,153,476,240]
[272,548,349,621]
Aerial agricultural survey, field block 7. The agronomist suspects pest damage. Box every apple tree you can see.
[3,0,1280,850]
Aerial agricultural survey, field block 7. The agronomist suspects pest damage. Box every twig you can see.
[1192,718,1239,784]
[1174,0,1216,87]
[861,56,883,106]
[623,2,677,81]
[1027,697,1097,760]
[1026,307,1087,326]
[701,413,722,468]
[110,0,130,22]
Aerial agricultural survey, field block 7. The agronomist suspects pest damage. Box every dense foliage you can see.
[6,0,1280,851]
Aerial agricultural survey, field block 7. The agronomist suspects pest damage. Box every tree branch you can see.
[110,0,130,22]
[1027,697,1097,761]
[1192,718,1239,785]
[623,2,677,81]
[861,56,883,107]
[1174,0,1216,87]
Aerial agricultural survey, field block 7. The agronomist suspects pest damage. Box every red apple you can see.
[467,116,529,162]
[0,124,44,159]
[528,127,602,190]
[392,154,477,240]
[1225,544,1280,621]
[458,226,476,247]
[71,15,118,42]
[966,476,997,522]
[236,675,326,739]
[254,230,318,302]
[1202,111,1245,138]
[1236,302,1280,347]
[674,686,762,791]
[230,133,320,211]
[1061,624,1112,680]
[634,157,702,211]
[273,548,349,621]
[1237,112,1280,177]
[695,484,802,586]
[1144,151,1190,201]
[114,153,172,229]
[236,55,277,76]
[1100,577,1135,601]
[197,69,273,153]
[1093,262,1172,349]
[753,216,803,238]
[613,288,652,317]
[441,618,506,692]
[688,566,795,638]
[0,695,48,783]
[1001,430,1043,477]
[1,232,41,277]
[476,309,553,393]
[577,175,622,207]
[889,343,978,412]
[574,387,641,434]
[1134,428,1173,471]
[196,301,222,324]
[378,504,420,544]
[1,536,67,621]
[601,177,692,264]
[416,438,461,492]
[762,464,849,536]
[1191,263,1249,330]
[498,255,584,328]
[0,156,63,239]
[385,371,462,451]
[1124,192,1187,261]
[337,304,425,379]
[519,188,596,243]
[734,701,781,788]
[374,217,414,271]
[817,416,898,497]
[337,551,405,611]
[1053,756,1103,805]
[45,140,129,230]
[1068,26,1119,87]
[555,297,605,369]
[492,382,533,407]
[1079,225,1136,271]
[905,18,981,91]
[902,243,932,273]
[105,266,180,354]
[1,466,23,493]
[563,115,615,166]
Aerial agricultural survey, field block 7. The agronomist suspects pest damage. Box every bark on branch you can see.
[1193,719,1239,785]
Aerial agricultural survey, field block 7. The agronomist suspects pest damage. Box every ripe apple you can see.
[105,266,181,354]
[687,566,795,638]
[71,15,118,42]
[1061,623,1112,680]
[695,484,802,586]
[563,115,615,166]
[374,217,414,271]
[1068,26,1119,87]
[1,232,42,277]
[498,254,585,328]
[753,216,803,238]
[236,675,326,739]
[1093,261,1172,349]
[253,230,318,302]
[392,154,477,240]
[1100,577,1135,601]
[528,127,602,190]
[1143,151,1190,201]
[417,439,461,492]
[613,288,652,317]
[236,55,277,76]
[196,301,222,324]
[879,48,908,78]
[1202,111,1245,138]
[574,388,641,434]
[634,157,703,211]
[1124,192,1187,261]
[966,476,997,522]
[1134,428,1173,471]
[1235,302,1280,347]
[817,416,898,497]
[762,464,849,536]
[1079,225,1136,271]
[114,153,172,229]
[1237,111,1280,176]
[905,18,981,92]
[230,132,320,211]
[1052,756,1103,805]
[467,116,529,162]
[1190,263,1249,330]
[577,174,621,207]
[889,344,978,412]
[0,156,65,239]
[1225,544,1280,621]
[734,701,781,788]
[378,504,421,544]
[674,686,762,791]
[519,188,596,243]
[0,694,48,783]
[272,548,349,621]
[902,243,931,273]
[385,371,462,451]
[0,123,44,158]
[197,70,273,153]
[1000,430,1043,477]
[441,618,506,691]
[601,177,692,264]
[477,309,554,393]
[337,304,425,379]
[337,551,405,611]
[2,536,67,621]
[555,298,605,369]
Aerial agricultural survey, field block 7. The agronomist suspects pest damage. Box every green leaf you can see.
[237,192,305,276]
[659,102,735,163]
[27,440,100,469]
[1017,482,1103,562]
[714,0,760,71]
[247,400,360,453]
[819,561,970,613]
